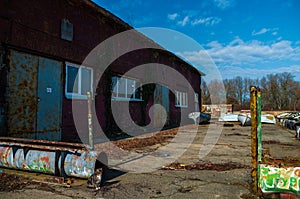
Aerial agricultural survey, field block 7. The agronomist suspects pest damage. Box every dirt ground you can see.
[0,121,299,199]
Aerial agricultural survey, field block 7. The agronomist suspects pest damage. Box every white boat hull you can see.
[261,114,276,124]
[238,113,276,126]
[188,112,211,124]
[219,113,239,122]
[238,114,251,126]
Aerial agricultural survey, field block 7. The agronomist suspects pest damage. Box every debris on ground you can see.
[262,156,300,167]
[0,172,39,192]
[114,128,178,151]
[95,126,181,156]
[161,161,251,171]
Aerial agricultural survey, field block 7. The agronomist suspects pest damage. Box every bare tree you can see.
[217,72,299,111]
[206,79,226,104]
[201,80,211,104]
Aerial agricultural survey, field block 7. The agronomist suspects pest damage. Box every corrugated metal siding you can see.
[7,50,62,141]
[0,46,7,136]
[8,50,38,138]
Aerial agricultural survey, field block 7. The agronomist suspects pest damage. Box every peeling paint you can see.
[0,138,98,178]
[259,164,300,194]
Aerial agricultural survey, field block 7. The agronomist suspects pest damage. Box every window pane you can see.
[127,79,135,98]
[67,65,79,93]
[185,93,188,106]
[182,92,186,106]
[176,91,180,105]
[194,93,198,103]
[111,76,118,97]
[135,85,142,99]
[81,67,92,95]
[118,77,126,98]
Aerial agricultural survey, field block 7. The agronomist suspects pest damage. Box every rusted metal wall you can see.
[8,50,62,141]
[0,45,7,136]
[8,50,38,139]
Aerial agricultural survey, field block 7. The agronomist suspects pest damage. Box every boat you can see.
[238,113,276,126]
[261,114,276,124]
[276,112,300,129]
[200,112,211,123]
[238,113,251,126]
[188,112,211,124]
[276,112,300,120]
[218,113,239,122]
[296,124,300,138]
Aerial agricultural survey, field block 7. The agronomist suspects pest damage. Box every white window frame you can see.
[65,62,93,100]
[175,90,188,108]
[111,75,142,101]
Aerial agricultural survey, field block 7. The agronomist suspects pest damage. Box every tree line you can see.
[202,72,300,111]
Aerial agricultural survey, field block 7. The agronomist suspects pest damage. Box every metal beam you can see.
[250,86,258,193]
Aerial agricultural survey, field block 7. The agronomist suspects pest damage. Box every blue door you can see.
[36,57,62,141]
[153,85,169,127]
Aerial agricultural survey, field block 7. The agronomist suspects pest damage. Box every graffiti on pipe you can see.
[258,164,300,194]
[0,144,97,178]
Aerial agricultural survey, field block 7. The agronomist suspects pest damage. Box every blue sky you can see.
[92,0,300,81]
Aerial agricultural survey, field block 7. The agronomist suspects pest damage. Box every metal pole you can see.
[257,88,262,162]
[250,86,258,193]
[87,91,94,150]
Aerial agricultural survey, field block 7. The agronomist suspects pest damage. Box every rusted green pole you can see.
[250,86,258,193]
[87,91,94,150]
[257,88,262,162]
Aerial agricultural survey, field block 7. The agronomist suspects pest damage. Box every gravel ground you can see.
[0,122,299,198]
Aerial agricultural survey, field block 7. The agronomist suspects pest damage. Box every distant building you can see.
[0,0,203,142]
[202,104,233,116]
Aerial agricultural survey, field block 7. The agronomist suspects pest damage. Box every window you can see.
[61,19,73,41]
[194,93,199,111]
[65,62,93,99]
[111,76,142,101]
[175,91,188,108]
[194,93,199,103]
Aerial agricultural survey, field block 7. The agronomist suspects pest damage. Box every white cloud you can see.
[191,17,222,26]
[168,13,179,20]
[252,28,270,36]
[206,38,300,65]
[175,38,300,81]
[220,65,300,80]
[214,0,234,9]
[173,15,221,27]
[178,16,189,26]
[252,28,279,36]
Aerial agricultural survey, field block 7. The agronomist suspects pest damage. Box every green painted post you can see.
[257,88,262,162]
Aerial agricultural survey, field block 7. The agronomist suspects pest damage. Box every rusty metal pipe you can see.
[0,138,98,178]
[0,137,87,148]
[87,91,94,150]
[250,86,258,193]
[0,141,80,153]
